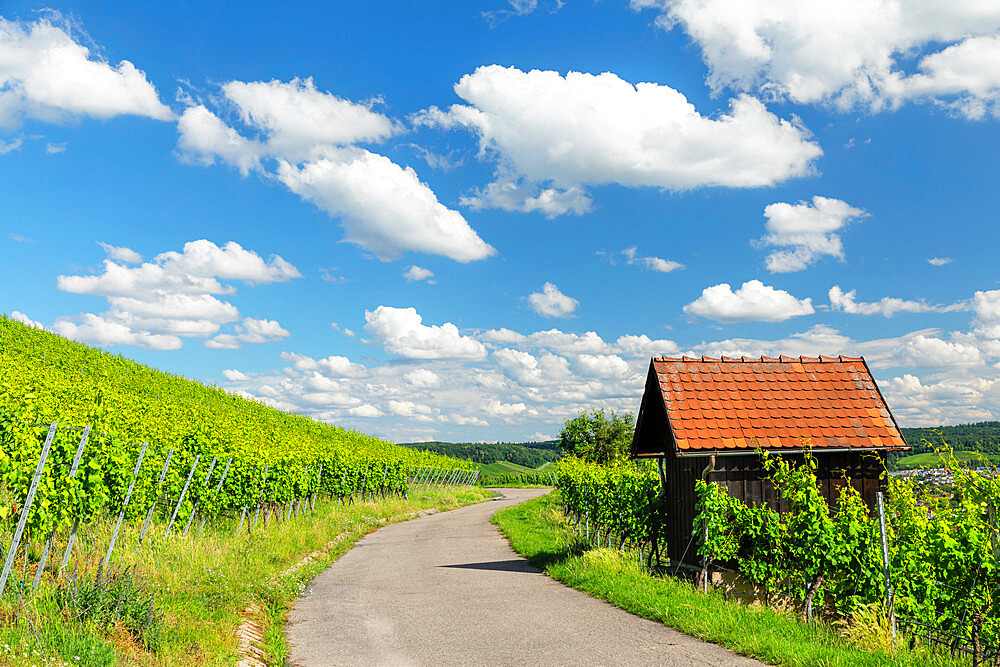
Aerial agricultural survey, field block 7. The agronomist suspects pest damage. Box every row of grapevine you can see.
[695,451,1000,655]
[554,457,662,548]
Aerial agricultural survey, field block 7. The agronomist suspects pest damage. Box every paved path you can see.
[286,488,762,666]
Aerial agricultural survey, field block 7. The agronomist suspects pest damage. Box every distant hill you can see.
[890,421,1000,469]
[398,440,561,468]
[900,421,1000,454]
[479,460,541,475]
[895,450,1000,470]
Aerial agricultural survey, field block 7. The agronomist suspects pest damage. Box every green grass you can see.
[493,492,965,667]
[895,450,1000,469]
[2,486,494,666]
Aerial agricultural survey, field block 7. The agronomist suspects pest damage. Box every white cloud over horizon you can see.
[210,294,1000,440]
[51,239,299,350]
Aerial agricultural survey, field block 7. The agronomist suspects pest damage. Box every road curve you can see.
[285,488,762,666]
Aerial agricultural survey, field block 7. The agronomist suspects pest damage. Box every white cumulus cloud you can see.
[631,0,1000,117]
[177,78,493,263]
[51,313,181,350]
[205,317,290,350]
[829,286,969,317]
[54,240,299,350]
[403,265,435,282]
[758,196,867,273]
[97,241,141,263]
[416,65,821,215]
[9,310,43,328]
[364,306,487,360]
[0,17,172,126]
[683,279,814,323]
[527,282,579,318]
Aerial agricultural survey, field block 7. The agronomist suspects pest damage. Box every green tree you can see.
[558,409,634,465]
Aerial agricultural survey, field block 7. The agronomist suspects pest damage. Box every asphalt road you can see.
[285,488,763,666]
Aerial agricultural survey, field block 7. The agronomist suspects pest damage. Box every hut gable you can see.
[632,354,908,458]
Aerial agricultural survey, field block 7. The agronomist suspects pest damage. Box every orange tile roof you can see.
[649,355,907,453]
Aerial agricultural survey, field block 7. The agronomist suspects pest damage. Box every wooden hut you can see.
[631,355,908,566]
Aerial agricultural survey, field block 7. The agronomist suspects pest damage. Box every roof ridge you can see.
[655,354,866,363]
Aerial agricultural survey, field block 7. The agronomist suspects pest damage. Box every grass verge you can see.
[493,491,964,667]
[2,486,494,666]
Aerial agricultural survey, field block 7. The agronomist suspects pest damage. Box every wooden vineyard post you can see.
[972,612,983,667]
[0,422,57,598]
[138,449,173,550]
[58,425,92,575]
[100,441,149,581]
[166,455,201,538]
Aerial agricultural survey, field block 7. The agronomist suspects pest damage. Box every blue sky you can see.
[2,1,1000,442]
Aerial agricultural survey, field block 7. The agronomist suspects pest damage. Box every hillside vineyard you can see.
[0,316,472,590]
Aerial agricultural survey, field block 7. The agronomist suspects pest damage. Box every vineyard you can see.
[555,457,662,550]
[0,316,482,662]
[556,452,1000,663]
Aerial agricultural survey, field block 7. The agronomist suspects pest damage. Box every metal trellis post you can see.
[876,491,896,645]
[183,456,217,537]
[100,441,149,579]
[58,425,92,575]
[165,454,201,538]
[138,449,173,549]
[200,457,231,536]
[0,422,57,598]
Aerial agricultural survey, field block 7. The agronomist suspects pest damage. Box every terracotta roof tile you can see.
[644,355,907,454]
